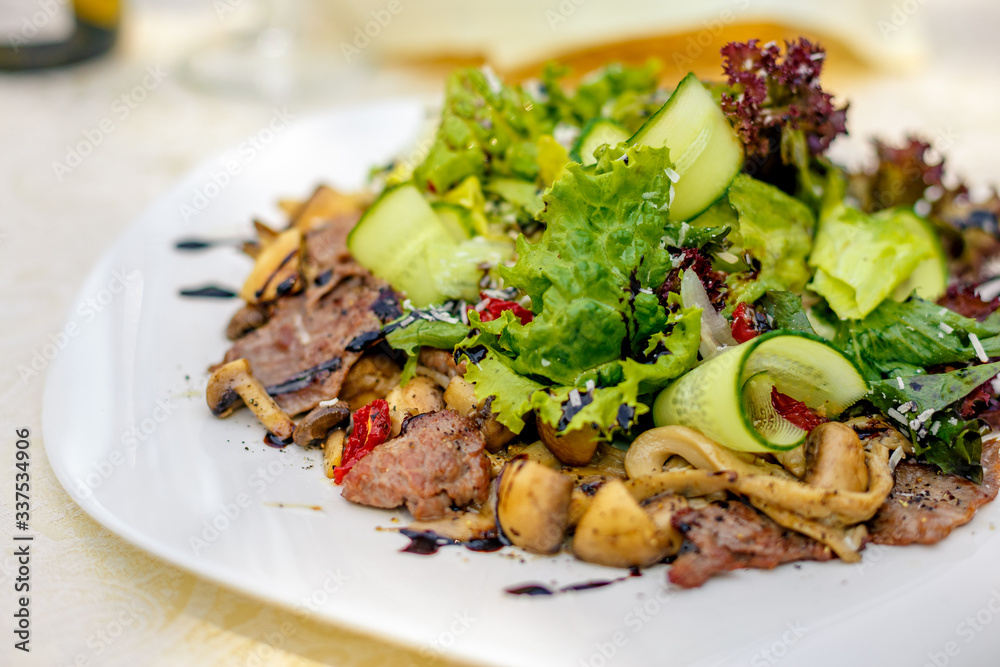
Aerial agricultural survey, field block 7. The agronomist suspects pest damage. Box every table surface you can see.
[3,1,1000,665]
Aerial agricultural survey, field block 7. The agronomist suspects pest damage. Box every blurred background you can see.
[2,0,1000,665]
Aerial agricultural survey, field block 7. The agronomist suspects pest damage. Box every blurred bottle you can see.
[0,0,120,70]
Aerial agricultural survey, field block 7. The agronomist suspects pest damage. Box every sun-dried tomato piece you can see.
[334,399,391,484]
[770,387,827,432]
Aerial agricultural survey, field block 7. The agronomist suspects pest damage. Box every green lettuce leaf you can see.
[759,290,815,334]
[808,203,938,319]
[413,68,552,194]
[541,61,663,133]
[833,297,1000,381]
[495,142,703,385]
[463,350,545,433]
[867,362,1000,480]
[461,142,707,433]
[722,174,815,303]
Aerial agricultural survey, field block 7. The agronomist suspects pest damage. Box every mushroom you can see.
[225,303,269,340]
[408,509,496,542]
[537,417,600,466]
[239,227,302,303]
[386,376,445,437]
[293,400,351,448]
[572,479,680,568]
[497,459,573,554]
[206,358,295,440]
[322,429,346,479]
[803,422,869,492]
[339,353,402,410]
[443,375,477,416]
[506,441,561,469]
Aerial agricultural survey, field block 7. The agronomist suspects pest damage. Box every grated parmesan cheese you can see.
[939,322,954,334]
[889,446,904,472]
[970,333,989,363]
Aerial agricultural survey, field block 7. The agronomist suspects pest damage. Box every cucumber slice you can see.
[348,185,457,306]
[349,185,515,306]
[892,211,948,302]
[652,332,868,452]
[630,73,744,222]
[571,119,630,166]
[741,372,809,448]
[432,202,475,241]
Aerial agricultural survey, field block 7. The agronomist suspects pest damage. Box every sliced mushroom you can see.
[225,303,269,340]
[206,358,295,440]
[291,185,364,232]
[408,509,496,542]
[497,459,573,554]
[239,227,302,303]
[845,415,913,454]
[773,445,807,478]
[323,429,346,479]
[537,418,600,466]
[386,376,445,437]
[803,422,869,492]
[572,479,680,568]
[293,400,351,447]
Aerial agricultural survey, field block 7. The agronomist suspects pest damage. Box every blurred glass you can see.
[179,0,364,102]
[0,0,120,70]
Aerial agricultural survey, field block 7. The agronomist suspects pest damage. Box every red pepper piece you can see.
[731,303,760,344]
[334,399,391,484]
[770,387,827,432]
[471,294,534,325]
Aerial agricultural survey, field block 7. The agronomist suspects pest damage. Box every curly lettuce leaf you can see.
[833,296,1000,381]
[496,142,705,385]
[541,61,663,133]
[413,68,552,194]
[867,362,1000,480]
[463,350,545,433]
[465,306,700,434]
[461,143,708,432]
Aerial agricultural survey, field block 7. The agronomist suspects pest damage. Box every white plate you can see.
[44,100,1000,667]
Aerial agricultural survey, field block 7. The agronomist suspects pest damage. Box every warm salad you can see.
[205,39,1000,587]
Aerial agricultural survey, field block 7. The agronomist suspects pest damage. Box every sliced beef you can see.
[668,501,833,589]
[221,275,386,415]
[340,410,490,520]
[303,211,368,304]
[868,439,1000,545]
